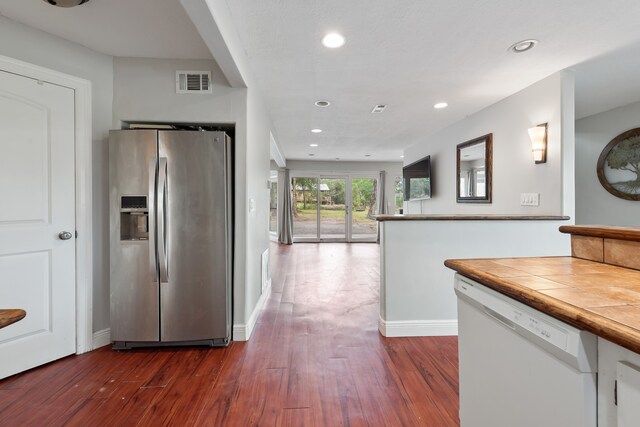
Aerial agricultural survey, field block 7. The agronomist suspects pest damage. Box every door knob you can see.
[58,231,73,240]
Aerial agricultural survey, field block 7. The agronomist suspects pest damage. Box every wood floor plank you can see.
[0,242,460,426]
[107,384,165,425]
[66,380,146,426]
[277,407,315,427]
[321,357,368,427]
[192,342,248,425]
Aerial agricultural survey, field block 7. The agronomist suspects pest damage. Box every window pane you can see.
[351,178,378,240]
[320,178,346,239]
[292,177,318,238]
[394,176,403,214]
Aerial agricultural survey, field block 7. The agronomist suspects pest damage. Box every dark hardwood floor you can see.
[0,243,459,426]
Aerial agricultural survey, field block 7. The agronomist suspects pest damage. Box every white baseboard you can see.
[378,315,458,337]
[92,328,111,349]
[232,282,271,341]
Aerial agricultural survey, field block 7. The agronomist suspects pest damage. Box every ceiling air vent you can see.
[175,71,212,94]
[371,104,387,113]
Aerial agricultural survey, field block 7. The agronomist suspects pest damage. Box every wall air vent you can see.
[371,104,387,113]
[175,71,212,94]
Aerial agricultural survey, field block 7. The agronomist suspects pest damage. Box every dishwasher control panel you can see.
[456,277,568,350]
[515,309,567,350]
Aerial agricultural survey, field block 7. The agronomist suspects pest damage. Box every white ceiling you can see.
[2,1,640,161]
[223,0,640,161]
[0,0,212,59]
[574,41,640,119]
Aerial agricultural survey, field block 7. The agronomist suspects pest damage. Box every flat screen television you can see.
[403,155,431,201]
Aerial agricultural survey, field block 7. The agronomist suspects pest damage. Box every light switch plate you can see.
[520,193,540,206]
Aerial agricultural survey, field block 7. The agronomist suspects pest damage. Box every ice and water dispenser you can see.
[120,196,148,240]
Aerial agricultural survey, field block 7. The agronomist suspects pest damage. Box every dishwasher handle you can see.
[482,306,516,330]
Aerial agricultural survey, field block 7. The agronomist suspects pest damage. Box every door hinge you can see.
[75,230,78,239]
[615,379,618,406]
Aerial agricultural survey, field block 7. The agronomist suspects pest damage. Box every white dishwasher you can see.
[454,274,598,427]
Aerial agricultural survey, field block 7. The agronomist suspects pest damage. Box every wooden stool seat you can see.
[0,309,26,329]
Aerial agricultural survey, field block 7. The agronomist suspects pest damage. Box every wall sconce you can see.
[528,123,548,164]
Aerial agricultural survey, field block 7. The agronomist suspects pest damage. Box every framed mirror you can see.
[457,133,492,203]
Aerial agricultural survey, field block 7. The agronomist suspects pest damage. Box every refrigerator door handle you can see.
[149,157,158,280]
[158,157,169,283]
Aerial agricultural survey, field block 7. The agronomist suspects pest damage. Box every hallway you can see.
[0,243,459,426]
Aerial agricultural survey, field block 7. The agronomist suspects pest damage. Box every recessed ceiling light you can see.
[400,155,404,158]
[371,104,387,114]
[311,129,322,133]
[315,100,331,107]
[433,102,448,109]
[322,32,345,48]
[509,39,538,53]
[310,143,318,147]
[42,0,91,7]
[335,157,340,160]
[309,154,315,157]
[365,154,371,157]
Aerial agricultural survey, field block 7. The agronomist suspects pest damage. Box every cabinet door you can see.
[617,361,640,427]
[598,338,640,427]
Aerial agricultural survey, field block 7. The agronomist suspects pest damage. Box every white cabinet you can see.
[598,339,640,427]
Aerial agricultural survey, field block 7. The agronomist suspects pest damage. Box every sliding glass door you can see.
[291,173,379,243]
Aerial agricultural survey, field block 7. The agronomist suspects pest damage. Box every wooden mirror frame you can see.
[597,127,640,201]
[456,133,493,203]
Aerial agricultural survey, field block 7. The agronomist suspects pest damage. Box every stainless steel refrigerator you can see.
[109,129,232,349]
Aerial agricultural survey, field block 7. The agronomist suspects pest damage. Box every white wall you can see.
[0,16,114,332]
[112,58,245,126]
[404,72,575,218]
[243,86,273,323]
[286,160,403,214]
[576,100,640,226]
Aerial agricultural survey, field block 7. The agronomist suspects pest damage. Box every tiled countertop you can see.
[445,256,640,354]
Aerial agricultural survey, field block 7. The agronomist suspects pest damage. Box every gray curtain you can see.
[278,168,293,245]
[377,170,386,242]
[466,169,475,197]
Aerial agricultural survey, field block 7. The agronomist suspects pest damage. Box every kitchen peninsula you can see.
[376,214,570,337]
[446,225,640,427]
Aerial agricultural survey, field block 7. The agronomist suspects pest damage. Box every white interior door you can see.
[0,70,76,379]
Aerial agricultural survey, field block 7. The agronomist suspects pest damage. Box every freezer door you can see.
[109,130,159,342]
[158,131,231,342]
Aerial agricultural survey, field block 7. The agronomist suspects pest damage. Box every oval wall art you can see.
[597,127,640,201]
